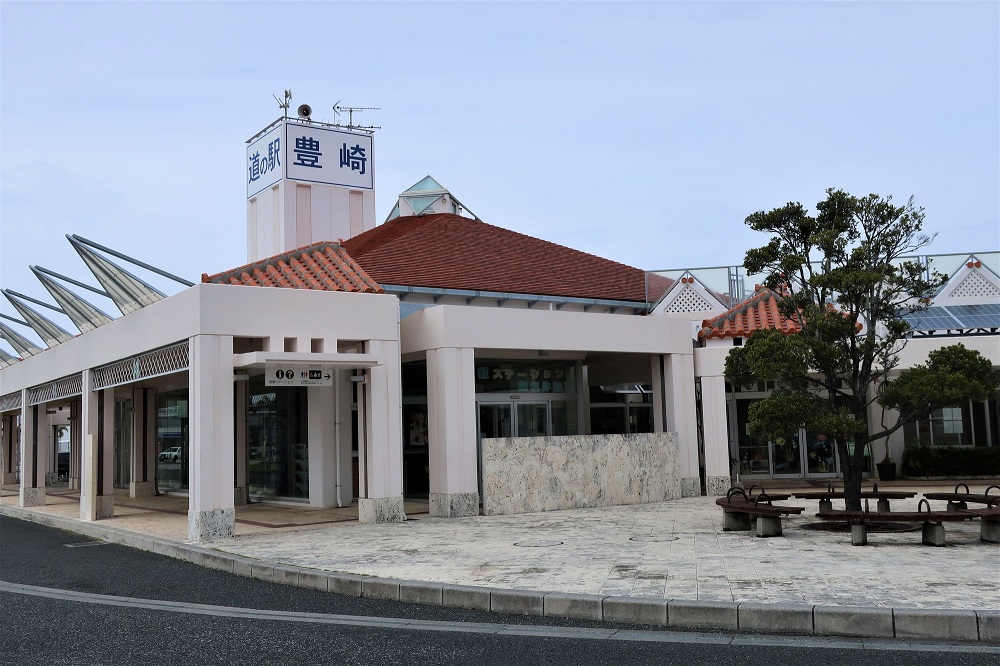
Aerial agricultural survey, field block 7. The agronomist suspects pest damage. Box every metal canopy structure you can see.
[1,290,74,347]
[0,347,19,368]
[0,319,44,358]
[67,235,168,315]
[31,267,115,333]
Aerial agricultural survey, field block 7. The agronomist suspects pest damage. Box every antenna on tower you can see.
[332,102,381,133]
[273,90,292,118]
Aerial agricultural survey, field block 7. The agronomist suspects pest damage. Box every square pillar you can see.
[358,340,405,523]
[234,379,249,505]
[655,353,700,497]
[700,375,731,495]
[307,384,337,507]
[80,374,115,520]
[68,399,81,490]
[188,334,236,541]
[129,388,156,498]
[1,413,18,485]
[336,369,354,505]
[19,393,45,507]
[426,347,479,518]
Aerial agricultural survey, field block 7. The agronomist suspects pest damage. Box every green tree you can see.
[725,189,998,510]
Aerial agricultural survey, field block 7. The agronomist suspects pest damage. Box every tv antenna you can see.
[273,90,292,118]
[332,101,381,132]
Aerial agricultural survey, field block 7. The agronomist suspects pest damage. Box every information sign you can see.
[264,365,334,387]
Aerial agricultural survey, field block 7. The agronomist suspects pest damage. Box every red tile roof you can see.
[342,213,671,303]
[202,242,383,293]
[698,285,801,340]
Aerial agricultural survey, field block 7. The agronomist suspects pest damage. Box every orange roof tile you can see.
[202,242,383,294]
[698,285,801,340]
[343,213,671,303]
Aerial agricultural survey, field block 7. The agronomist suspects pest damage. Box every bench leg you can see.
[851,523,868,546]
[756,515,782,537]
[921,522,946,547]
[723,511,751,531]
[947,501,968,512]
[981,519,1000,544]
[818,499,833,513]
[876,499,890,513]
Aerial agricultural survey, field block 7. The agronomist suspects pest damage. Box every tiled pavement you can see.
[2,479,999,639]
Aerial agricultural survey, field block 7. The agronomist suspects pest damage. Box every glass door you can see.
[516,403,548,437]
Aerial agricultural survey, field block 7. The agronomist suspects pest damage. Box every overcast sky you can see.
[1,1,997,351]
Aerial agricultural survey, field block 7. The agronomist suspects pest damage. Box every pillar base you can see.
[81,494,114,520]
[705,476,730,496]
[981,520,1000,543]
[45,472,59,485]
[188,508,236,542]
[921,522,946,547]
[130,481,155,498]
[68,477,80,490]
[359,496,406,523]
[234,486,249,505]
[1,472,16,485]
[680,477,701,498]
[429,492,479,518]
[19,487,46,507]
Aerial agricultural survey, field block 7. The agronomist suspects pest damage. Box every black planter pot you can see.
[876,461,897,481]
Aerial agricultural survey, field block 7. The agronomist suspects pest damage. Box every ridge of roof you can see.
[202,241,383,294]
[698,284,801,340]
[343,213,672,303]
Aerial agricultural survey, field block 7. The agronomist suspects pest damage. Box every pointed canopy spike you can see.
[1,290,74,347]
[31,267,115,333]
[67,236,166,315]
[0,320,44,357]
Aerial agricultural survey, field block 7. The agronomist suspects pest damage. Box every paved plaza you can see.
[2,479,998,614]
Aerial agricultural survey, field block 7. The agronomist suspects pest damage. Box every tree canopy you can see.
[725,189,998,509]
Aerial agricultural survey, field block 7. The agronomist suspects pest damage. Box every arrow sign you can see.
[265,364,335,387]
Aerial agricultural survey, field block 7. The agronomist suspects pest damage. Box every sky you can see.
[1,1,997,350]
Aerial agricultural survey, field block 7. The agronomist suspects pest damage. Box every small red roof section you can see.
[342,213,671,303]
[698,285,801,340]
[202,241,383,294]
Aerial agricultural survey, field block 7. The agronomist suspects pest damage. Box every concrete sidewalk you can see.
[2,479,999,643]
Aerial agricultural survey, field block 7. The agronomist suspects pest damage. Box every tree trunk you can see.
[836,437,865,511]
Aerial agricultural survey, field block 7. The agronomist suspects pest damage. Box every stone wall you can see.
[480,432,681,516]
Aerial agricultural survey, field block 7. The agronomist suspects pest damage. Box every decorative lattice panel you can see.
[26,374,84,406]
[0,392,22,412]
[92,341,189,390]
[949,271,1000,300]
[665,285,714,313]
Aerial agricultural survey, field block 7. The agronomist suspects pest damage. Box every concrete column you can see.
[188,334,236,541]
[129,388,156,498]
[234,379,249,505]
[700,375,731,495]
[68,399,81,490]
[426,347,479,518]
[1,413,18,485]
[19,393,45,506]
[358,340,405,523]
[307,384,337,507]
[80,375,115,520]
[663,353,700,497]
[336,369,354,505]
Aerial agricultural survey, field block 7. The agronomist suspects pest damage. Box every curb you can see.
[2,505,997,643]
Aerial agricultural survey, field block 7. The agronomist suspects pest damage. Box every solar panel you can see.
[905,304,1000,331]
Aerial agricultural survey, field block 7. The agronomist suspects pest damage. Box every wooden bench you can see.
[793,483,916,513]
[923,483,1000,512]
[716,487,806,537]
[817,499,976,547]
[956,496,1000,543]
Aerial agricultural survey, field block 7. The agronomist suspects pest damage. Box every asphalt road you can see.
[1,515,997,666]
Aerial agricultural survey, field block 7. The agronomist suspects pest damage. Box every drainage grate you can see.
[64,541,110,548]
[514,540,564,547]
[629,535,679,542]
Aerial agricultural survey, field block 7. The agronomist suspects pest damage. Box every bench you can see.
[923,483,1000,512]
[792,483,916,513]
[956,496,1000,543]
[817,499,976,547]
[716,487,806,537]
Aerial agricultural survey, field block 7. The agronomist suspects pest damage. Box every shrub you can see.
[901,445,1000,477]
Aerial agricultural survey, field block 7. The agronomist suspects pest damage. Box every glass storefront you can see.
[588,386,653,435]
[156,389,188,492]
[903,395,999,448]
[247,377,308,500]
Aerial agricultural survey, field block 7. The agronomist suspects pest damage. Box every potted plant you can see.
[875,438,896,481]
